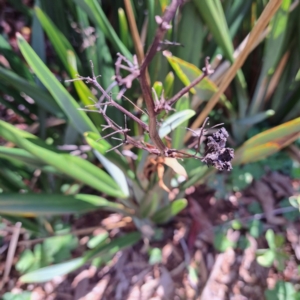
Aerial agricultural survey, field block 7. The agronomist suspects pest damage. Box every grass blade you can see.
[234,117,300,164]
[164,52,233,111]
[34,6,80,68]
[0,147,45,168]
[175,1,204,67]
[250,0,291,114]
[20,232,141,283]
[94,151,129,198]
[17,33,97,135]
[19,258,85,283]
[0,67,63,118]
[235,110,275,126]
[0,193,126,216]
[159,109,195,139]
[172,94,190,149]
[34,7,101,124]
[84,132,130,174]
[73,0,131,59]
[0,121,125,198]
[118,8,132,49]
[152,199,187,224]
[0,35,33,81]
[193,0,233,61]
[185,0,283,141]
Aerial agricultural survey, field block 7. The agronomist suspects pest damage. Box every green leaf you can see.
[93,151,129,198]
[16,244,52,273]
[188,266,199,286]
[164,52,219,102]
[235,110,275,126]
[193,0,234,61]
[67,51,103,125]
[153,81,163,99]
[73,0,131,59]
[87,232,109,249]
[0,146,45,168]
[0,67,63,117]
[84,131,130,176]
[163,72,174,98]
[265,280,296,300]
[175,1,204,67]
[0,193,126,216]
[20,232,141,283]
[248,219,263,238]
[214,231,236,252]
[20,257,85,283]
[140,192,160,218]
[149,248,162,265]
[0,121,125,198]
[250,0,291,114]
[0,35,33,81]
[85,231,141,261]
[231,220,242,230]
[266,229,276,249]
[257,249,276,267]
[16,249,36,273]
[44,234,78,263]
[165,52,234,114]
[152,199,187,224]
[3,291,32,300]
[159,109,195,139]
[0,166,28,191]
[34,7,100,122]
[146,0,156,49]
[118,8,132,49]
[172,94,190,149]
[234,117,300,164]
[35,6,80,69]
[192,0,248,117]
[17,33,97,135]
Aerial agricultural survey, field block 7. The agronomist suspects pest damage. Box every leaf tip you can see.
[16,32,23,40]
[163,50,172,58]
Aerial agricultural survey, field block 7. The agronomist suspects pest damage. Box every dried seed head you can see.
[202,128,234,171]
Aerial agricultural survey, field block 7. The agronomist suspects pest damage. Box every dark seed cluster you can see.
[202,128,234,171]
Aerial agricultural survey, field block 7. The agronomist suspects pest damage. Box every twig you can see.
[196,117,209,155]
[166,57,214,109]
[0,222,21,290]
[68,68,149,132]
[140,0,183,74]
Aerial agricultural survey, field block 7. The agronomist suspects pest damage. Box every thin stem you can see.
[140,0,183,73]
[124,0,145,65]
[196,117,209,155]
[166,57,213,108]
[139,0,183,155]
[167,73,206,106]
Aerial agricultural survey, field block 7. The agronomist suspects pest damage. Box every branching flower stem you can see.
[139,0,184,155]
[67,0,234,170]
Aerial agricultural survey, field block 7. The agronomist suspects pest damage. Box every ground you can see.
[1,174,300,300]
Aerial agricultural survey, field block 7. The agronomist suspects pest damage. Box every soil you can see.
[1,174,300,300]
